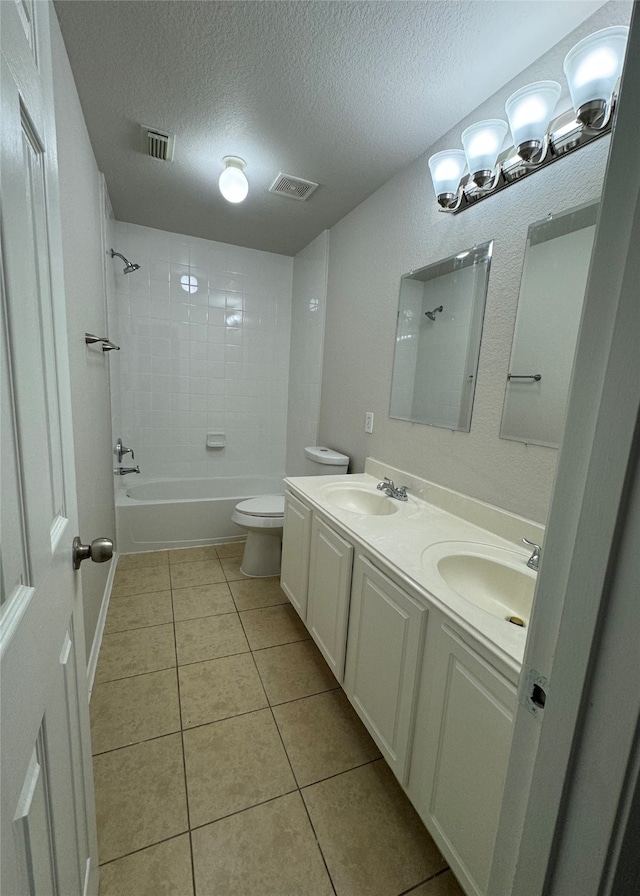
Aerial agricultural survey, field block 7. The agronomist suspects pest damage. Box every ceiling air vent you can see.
[141,126,175,162]
[269,173,319,201]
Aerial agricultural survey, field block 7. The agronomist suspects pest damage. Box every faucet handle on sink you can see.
[522,537,542,570]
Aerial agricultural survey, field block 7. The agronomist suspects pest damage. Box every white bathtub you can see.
[115,476,283,555]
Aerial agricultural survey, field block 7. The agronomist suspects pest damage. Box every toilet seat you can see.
[235,495,285,517]
[232,495,285,530]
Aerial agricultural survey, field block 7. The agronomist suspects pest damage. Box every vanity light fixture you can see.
[428,25,628,214]
[219,156,249,204]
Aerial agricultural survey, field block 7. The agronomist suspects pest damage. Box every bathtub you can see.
[116,476,283,555]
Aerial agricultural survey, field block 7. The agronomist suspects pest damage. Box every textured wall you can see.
[286,231,329,475]
[50,15,116,661]
[319,4,628,523]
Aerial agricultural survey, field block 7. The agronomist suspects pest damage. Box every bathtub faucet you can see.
[114,466,140,476]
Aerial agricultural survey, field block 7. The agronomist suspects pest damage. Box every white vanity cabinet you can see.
[280,490,312,620]
[413,618,517,896]
[344,555,427,785]
[306,513,354,682]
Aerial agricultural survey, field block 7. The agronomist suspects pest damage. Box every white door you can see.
[1,2,99,894]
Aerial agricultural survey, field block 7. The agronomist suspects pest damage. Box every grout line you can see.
[96,831,190,869]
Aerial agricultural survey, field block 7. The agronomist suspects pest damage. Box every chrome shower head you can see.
[425,305,443,321]
[110,249,140,274]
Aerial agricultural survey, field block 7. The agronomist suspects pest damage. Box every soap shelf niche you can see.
[206,432,226,449]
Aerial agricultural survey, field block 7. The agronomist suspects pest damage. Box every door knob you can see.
[72,536,114,570]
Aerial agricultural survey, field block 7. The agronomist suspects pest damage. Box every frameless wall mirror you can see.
[390,241,492,431]
[500,201,598,448]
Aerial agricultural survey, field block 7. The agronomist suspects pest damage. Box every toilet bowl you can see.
[231,446,350,578]
[231,495,285,577]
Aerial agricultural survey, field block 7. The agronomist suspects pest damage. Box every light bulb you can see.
[461,120,508,188]
[428,150,466,209]
[564,26,629,128]
[505,81,561,162]
[219,156,248,204]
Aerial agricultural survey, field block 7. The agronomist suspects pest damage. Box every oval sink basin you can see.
[319,485,398,516]
[422,542,536,624]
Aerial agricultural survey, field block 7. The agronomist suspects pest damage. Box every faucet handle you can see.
[522,537,542,569]
[377,477,395,491]
[114,438,134,462]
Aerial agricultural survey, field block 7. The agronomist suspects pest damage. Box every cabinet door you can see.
[307,516,354,682]
[423,623,516,896]
[344,556,427,785]
[280,491,312,620]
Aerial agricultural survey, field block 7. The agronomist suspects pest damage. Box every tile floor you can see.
[91,543,465,896]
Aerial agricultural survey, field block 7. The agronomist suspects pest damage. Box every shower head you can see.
[425,305,444,321]
[110,249,140,274]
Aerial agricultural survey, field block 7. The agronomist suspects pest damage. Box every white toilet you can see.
[231,446,349,577]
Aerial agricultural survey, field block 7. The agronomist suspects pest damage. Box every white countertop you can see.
[285,470,540,677]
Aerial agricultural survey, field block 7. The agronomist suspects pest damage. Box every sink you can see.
[421,542,536,624]
[318,484,399,516]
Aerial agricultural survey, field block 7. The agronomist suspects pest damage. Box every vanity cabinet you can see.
[415,620,517,896]
[281,490,312,620]
[344,555,427,785]
[306,514,354,682]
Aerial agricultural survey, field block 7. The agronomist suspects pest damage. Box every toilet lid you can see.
[235,495,285,517]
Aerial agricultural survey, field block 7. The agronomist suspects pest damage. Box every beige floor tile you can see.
[172,582,235,621]
[219,555,248,581]
[302,760,446,896]
[407,870,466,896]
[111,565,171,598]
[192,792,333,896]
[116,551,169,571]
[94,624,176,683]
[239,603,309,650]
[178,653,267,728]
[104,590,173,633]
[98,834,193,896]
[183,709,296,827]
[169,558,226,589]
[175,613,249,666]
[215,541,245,559]
[168,545,219,564]
[90,669,180,754]
[93,734,188,864]
[253,639,339,705]
[229,576,286,610]
[273,690,380,786]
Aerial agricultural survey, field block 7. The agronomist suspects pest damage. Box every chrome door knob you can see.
[72,536,114,570]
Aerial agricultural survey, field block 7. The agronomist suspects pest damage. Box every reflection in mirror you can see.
[500,202,598,448]
[390,241,492,431]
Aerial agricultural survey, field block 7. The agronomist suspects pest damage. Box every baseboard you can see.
[87,551,118,698]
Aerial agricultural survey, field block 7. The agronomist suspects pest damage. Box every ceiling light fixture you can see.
[219,156,248,204]
[428,25,628,214]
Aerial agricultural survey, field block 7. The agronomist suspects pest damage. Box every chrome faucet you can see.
[114,438,134,463]
[377,477,409,501]
[114,466,140,476]
[522,537,542,570]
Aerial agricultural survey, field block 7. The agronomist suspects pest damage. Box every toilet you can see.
[232,446,349,577]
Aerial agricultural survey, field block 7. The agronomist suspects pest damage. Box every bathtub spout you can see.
[114,466,140,476]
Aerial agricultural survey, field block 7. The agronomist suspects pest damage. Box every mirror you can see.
[500,202,598,448]
[390,241,492,431]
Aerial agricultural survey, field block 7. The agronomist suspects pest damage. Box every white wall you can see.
[111,222,293,482]
[50,14,116,663]
[286,230,329,475]
[319,3,629,524]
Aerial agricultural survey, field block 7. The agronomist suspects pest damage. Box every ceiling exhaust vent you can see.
[269,173,319,201]
[142,126,175,162]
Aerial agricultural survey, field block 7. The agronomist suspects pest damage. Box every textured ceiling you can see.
[54,0,608,256]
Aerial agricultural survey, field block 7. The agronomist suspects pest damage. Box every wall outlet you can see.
[365,412,374,434]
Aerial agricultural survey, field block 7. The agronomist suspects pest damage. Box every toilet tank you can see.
[304,446,349,476]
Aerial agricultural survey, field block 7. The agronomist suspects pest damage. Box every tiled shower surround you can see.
[111,222,294,481]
